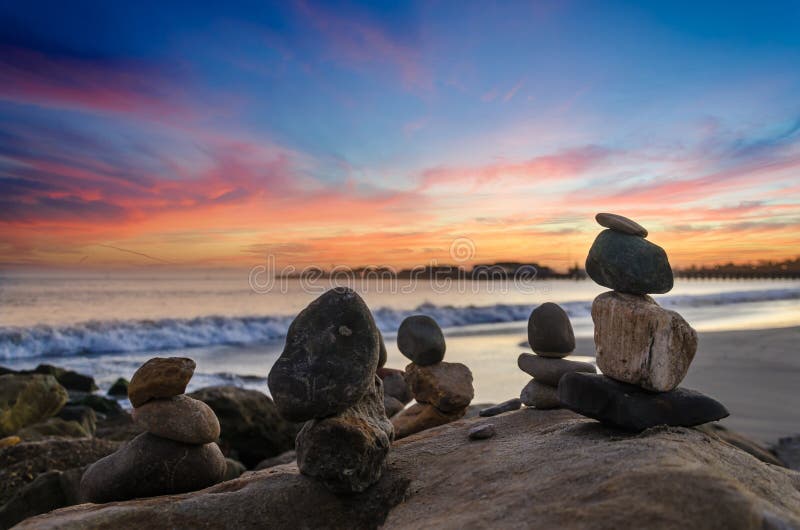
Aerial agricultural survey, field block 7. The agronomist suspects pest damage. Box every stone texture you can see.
[268,287,381,422]
[585,229,673,294]
[595,212,648,237]
[479,398,521,417]
[189,386,300,468]
[56,405,97,436]
[391,402,466,440]
[592,291,697,392]
[296,376,393,493]
[16,417,91,441]
[18,409,800,530]
[517,353,597,387]
[31,365,97,393]
[223,458,246,481]
[132,394,220,444]
[0,467,84,529]
[520,380,561,409]
[558,372,729,432]
[404,362,474,413]
[384,395,405,418]
[0,374,68,436]
[107,378,129,397]
[695,424,784,467]
[377,367,412,404]
[527,302,576,357]
[774,436,800,471]
[80,432,226,503]
[127,357,196,408]
[397,315,446,365]
[468,423,496,440]
[254,450,296,470]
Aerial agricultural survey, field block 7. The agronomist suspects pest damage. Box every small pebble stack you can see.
[558,213,729,431]
[80,357,226,503]
[391,315,475,439]
[268,287,393,494]
[517,303,597,409]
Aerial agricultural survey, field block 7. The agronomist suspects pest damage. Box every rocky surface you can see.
[559,373,729,431]
[595,212,648,237]
[377,368,412,404]
[585,229,673,294]
[396,315,446,366]
[520,379,560,409]
[18,409,800,530]
[695,423,784,467]
[268,287,381,422]
[775,436,800,471]
[527,302,576,357]
[15,417,91,441]
[0,374,69,437]
[132,395,220,444]
[254,450,296,471]
[189,386,299,468]
[517,353,596,387]
[391,402,466,440]
[0,467,84,529]
[404,362,474,412]
[222,458,246,481]
[296,376,393,493]
[479,398,521,417]
[592,291,697,391]
[127,357,196,408]
[80,432,226,503]
[56,406,97,436]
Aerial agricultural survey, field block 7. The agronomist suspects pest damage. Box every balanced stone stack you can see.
[558,213,729,431]
[80,357,226,503]
[517,303,597,409]
[391,315,474,439]
[268,287,393,494]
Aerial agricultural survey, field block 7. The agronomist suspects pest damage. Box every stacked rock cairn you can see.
[558,213,729,431]
[517,303,597,409]
[268,287,393,493]
[80,357,226,502]
[390,315,475,439]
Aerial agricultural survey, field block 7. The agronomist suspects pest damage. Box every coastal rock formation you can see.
[0,374,69,437]
[268,287,381,422]
[585,229,673,294]
[127,357,196,408]
[592,291,697,391]
[189,386,299,468]
[527,302,576,357]
[404,362,474,413]
[80,432,226,503]
[296,376,393,493]
[17,410,800,530]
[132,394,220,444]
[397,315,446,365]
[558,373,729,431]
[518,353,596,387]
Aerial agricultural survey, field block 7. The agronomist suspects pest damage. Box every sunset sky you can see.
[1,1,799,271]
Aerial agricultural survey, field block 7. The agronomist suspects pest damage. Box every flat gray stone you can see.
[517,353,596,387]
[595,212,648,237]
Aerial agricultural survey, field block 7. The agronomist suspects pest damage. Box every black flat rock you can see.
[558,372,729,432]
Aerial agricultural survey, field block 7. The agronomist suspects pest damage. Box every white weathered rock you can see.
[592,291,697,392]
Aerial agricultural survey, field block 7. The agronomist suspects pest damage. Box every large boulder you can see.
[189,386,300,468]
[296,376,393,493]
[585,229,673,294]
[0,374,69,436]
[80,433,226,503]
[16,409,800,529]
[592,291,697,392]
[267,288,381,422]
[404,362,474,413]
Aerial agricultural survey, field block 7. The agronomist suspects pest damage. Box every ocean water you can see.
[1,271,798,402]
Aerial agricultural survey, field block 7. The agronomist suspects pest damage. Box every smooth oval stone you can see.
[520,380,560,409]
[558,372,729,432]
[295,376,393,493]
[128,357,196,408]
[80,432,226,503]
[517,353,596,387]
[479,398,521,417]
[268,288,380,422]
[585,230,673,294]
[596,212,648,237]
[468,423,496,440]
[404,362,474,413]
[397,315,446,366]
[132,395,220,444]
[527,303,575,357]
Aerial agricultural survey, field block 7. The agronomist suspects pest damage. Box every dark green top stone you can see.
[585,229,673,294]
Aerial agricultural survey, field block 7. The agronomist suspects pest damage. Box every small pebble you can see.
[468,423,496,440]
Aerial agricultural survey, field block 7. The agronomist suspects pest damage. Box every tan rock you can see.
[592,291,697,391]
[0,435,20,449]
[132,394,220,444]
[404,362,474,412]
[0,374,68,436]
[128,357,196,408]
[391,402,466,439]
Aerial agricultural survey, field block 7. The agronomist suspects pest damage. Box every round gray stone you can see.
[527,303,575,357]
[397,315,446,365]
